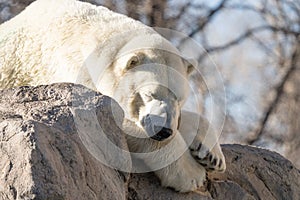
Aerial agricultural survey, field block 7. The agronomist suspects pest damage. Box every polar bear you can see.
[0,0,225,192]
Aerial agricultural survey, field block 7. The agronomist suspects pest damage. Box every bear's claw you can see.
[190,143,226,172]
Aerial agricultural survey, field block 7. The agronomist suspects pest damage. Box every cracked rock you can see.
[0,83,299,200]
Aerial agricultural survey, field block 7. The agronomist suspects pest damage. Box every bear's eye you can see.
[144,93,153,102]
[126,55,139,70]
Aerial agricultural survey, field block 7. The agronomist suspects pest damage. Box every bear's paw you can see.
[190,143,226,172]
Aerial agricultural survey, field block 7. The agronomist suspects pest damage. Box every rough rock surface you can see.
[0,83,130,200]
[128,144,300,200]
[0,83,299,200]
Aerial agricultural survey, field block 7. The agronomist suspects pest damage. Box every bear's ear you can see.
[125,55,140,71]
[183,58,197,75]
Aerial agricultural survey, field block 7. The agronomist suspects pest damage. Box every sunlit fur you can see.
[0,0,225,192]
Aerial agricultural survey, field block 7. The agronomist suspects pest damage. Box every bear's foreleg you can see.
[123,119,207,192]
[179,110,226,172]
[154,139,207,192]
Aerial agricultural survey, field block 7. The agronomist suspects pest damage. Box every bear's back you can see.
[0,0,155,89]
[0,0,146,35]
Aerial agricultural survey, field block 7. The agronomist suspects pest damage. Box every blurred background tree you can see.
[1,0,299,168]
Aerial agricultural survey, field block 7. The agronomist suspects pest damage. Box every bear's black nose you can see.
[151,126,173,141]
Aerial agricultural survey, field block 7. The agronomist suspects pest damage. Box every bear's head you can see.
[95,34,196,141]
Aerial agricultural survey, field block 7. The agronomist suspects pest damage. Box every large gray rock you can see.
[128,144,300,200]
[0,83,299,199]
[209,144,300,200]
[0,83,130,200]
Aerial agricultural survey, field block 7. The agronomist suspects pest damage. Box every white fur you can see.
[0,0,226,192]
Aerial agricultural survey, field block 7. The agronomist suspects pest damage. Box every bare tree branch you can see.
[144,0,167,27]
[165,2,191,29]
[126,0,140,20]
[251,34,277,58]
[248,39,300,144]
[188,0,228,38]
[198,25,300,61]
